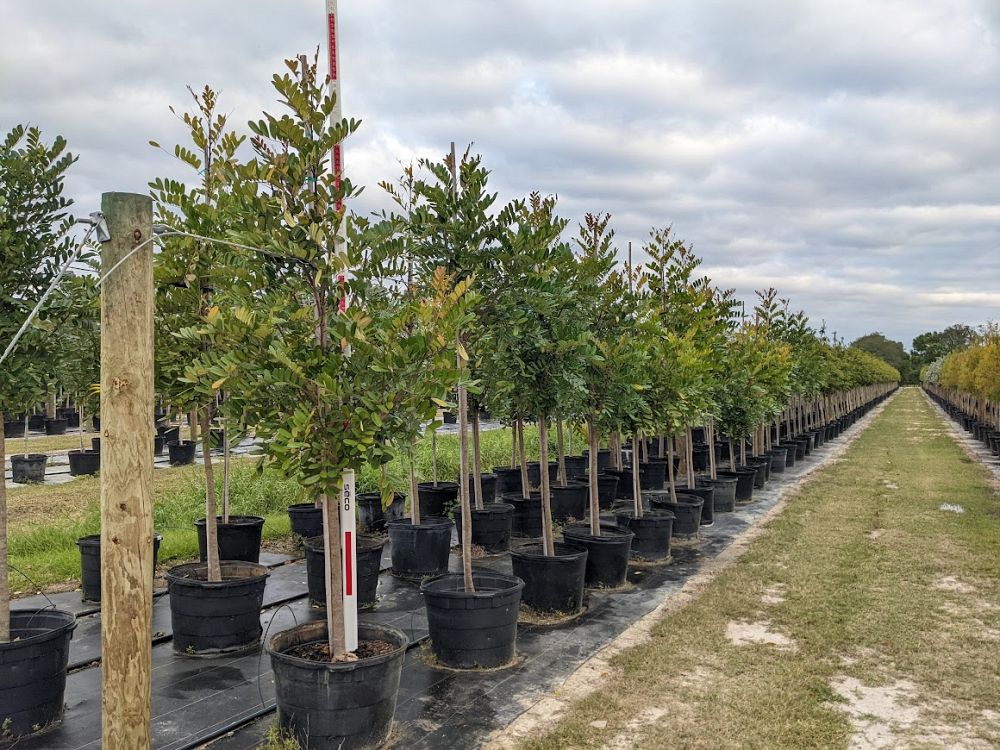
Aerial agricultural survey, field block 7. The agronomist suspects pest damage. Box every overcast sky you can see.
[3,0,998,345]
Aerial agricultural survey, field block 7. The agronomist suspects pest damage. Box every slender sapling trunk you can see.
[517,418,530,498]
[538,413,555,556]
[471,408,484,510]
[457,369,475,592]
[587,417,601,536]
[708,422,717,480]
[409,449,421,525]
[632,429,643,518]
[222,423,230,524]
[555,417,567,487]
[200,409,221,583]
[729,438,736,472]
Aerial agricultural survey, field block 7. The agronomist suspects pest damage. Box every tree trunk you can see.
[47,391,57,419]
[740,438,746,466]
[321,489,346,656]
[0,427,9,643]
[431,425,438,487]
[667,434,678,503]
[457,369,475,593]
[201,410,221,583]
[632,429,643,518]
[190,407,199,445]
[471,409,484,510]
[517,418,530,499]
[538,413,555,556]
[222,423,230,524]
[79,400,86,452]
[555,417,567,487]
[511,420,518,468]
[707,422,717,480]
[686,426,695,489]
[588,417,601,536]
[729,438,736,472]
[409,449,421,525]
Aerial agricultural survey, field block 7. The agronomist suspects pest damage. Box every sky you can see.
[2,0,998,346]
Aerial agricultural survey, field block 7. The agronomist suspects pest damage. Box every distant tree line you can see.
[849,324,976,385]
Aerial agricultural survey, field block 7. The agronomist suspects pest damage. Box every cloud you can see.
[2,0,998,346]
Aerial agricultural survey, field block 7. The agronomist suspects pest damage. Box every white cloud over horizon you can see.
[2,0,998,346]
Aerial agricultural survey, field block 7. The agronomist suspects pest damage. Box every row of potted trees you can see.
[0,59,900,748]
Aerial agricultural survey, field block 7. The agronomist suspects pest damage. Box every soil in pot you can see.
[67,449,101,477]
[549,482,588,523]
[304,534,386,609]
[509,542,587,614]
[287,503,324,542]
[386,517,452,579]
[11,453,47,484]
[561,524,634,588]
[267,620,407,750]
[647,492,703,536]
[420,572,524,669]
[503,492,543,537]
[195,515,265,564]
[165,560,269,656]
[0,609,76,743]
[76,533,162,602]
[453,503,514,553]
[698,475,737,513]
[167,439,196,466]
[614,509,674,561]
[416,482,459,518]
[676,484,715,526]
[44,417,67,436]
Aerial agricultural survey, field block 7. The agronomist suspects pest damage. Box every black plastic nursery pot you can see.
[698,474,737,512]
[386,517,452,578]
[357,491,406,533]
[561,524,634,588]
[718,468,756,502]
[44,417,67,436]
[510,542,587,614]
[525,461,558,488]
[462,472,498,504]
[3,420,24,439]
[160,425,180,443]
[792,438,807,460]
[76,533,162,602]
[582,448,612,471]
[91,437,101,452]
[454,503,515,553]
[503,492,544,537]
[493,467,523,496]
[167,439,196,466]
[549,482,589,523]
[67,449,101,477]
[420,572,524,669]
[691,445,710,472]
[304,534,386,609]
[647,492,704,537]
[595,472,620,509]
[782,443,797,467]
[676,484,715,526]
[0,609,76,743]
[195,515,265,564]
[28,414,46,431]
[416,481,459,518]
[614,509,674,561]
[287,502,324,542]
[165,561,269,656]
[562,455,588,480]
[11,454,47,484]
[639,459,668,490]
[743,457,769,487]
[267,619,407,750]
[153,434,165,456]
[768,446,788,473]
[604,468,633,499]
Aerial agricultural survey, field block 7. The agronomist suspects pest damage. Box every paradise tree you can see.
[0,125,78,642]
[150,85,244,582]
[185,55,470,657]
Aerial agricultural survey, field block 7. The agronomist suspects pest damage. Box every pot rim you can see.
[386,515,452,530]
[11,453,48,462]
[416,481,460,490]
[0,608,77,652]
[265,619,408,670]
[165,560,269,587]
[194,515,265,528]
[509,541,588,561]
[303,533,387,553]
[562,524,635,542]
[419,571,524,599]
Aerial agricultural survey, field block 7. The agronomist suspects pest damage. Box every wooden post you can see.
[100,192,154,749]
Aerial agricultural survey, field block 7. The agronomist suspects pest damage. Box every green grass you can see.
[514,388,1000,750]
[6,422,549,594]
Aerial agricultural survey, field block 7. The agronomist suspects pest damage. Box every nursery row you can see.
[1,58,899,749]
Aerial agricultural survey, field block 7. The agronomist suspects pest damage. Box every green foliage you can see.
[911,324,975,368]
[0,125,79,414]
[850,332,915,383]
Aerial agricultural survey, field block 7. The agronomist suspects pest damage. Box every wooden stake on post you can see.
[100,192,154,749]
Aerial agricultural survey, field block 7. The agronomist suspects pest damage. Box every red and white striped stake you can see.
[325,0,357,653]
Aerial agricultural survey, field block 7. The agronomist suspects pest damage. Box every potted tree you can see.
[0,124,79,742]
[194,56,469,745]
[150,87,270,657]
